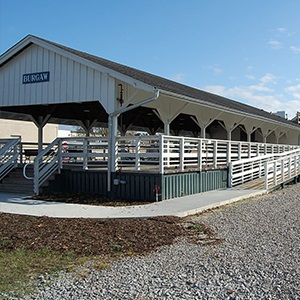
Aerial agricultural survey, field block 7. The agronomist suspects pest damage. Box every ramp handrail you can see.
[0,138,21,181]
[264,151,300,189]
[229,148,300,189]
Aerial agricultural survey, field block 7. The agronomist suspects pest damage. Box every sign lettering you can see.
[22,71,50,84]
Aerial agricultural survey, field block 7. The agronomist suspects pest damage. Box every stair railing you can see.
[33,138,62,195]
[0,138,21,181]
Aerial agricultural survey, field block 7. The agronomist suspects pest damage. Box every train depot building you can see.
[1,35,300,201]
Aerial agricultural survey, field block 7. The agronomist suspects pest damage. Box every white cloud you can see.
[260,73,277,85]
[206,65,223,75]
[285,84,300,92]
[285,84,300,99]
[277,27,286,33]
[202,79,297,119]
[290,46,300,54]
[292,92,300,99]
[268,39,283,49]
[249,84,273,92]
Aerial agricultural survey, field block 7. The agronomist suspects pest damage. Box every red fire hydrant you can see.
[153,185,160,202]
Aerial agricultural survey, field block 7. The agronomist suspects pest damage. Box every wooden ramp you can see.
[237,176,298,191]
[237,177,266,190]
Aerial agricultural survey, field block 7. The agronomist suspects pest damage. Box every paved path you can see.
[0,188,267,219]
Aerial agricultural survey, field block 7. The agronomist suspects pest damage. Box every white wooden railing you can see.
[31,138,62,194]
[0,138,21,181]
[23,135,300,194]
[264,151,300,189]
[31,137,110,194]
[116,135,300,173]
[229,149,300,189]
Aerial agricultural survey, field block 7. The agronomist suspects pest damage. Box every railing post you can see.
[258,158,262,178]
[18,140,23,164]
[238,142,242,160]
[273,161,277,186]
[281,159,284,183]
[58,139,63,173]
[264,144,267,155]
[213,140,218,168]
[159,134,164,174]
[135,136,141,171]
[288,157,292,178]
[33,158,39,195]
[198,139,203,171]
[264,162,268,190]
[165,136,170,167]
[227,141,231,164]
[180,137,184,172]
[248,143,251,158]
[83,138,88,170]
[228,162,233,188]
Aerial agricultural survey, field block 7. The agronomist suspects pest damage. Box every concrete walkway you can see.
[0,188,267,219]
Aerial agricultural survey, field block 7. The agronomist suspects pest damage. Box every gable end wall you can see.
[0,44,115,112]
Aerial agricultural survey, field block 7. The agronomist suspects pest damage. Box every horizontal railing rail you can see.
[264,151,300,190]
[60,137,109,169]
[115,135,300,173]
[116,136,160,171]
[33,138,62,195]
[21,142,51,163]
[0,138,21,181]
[229,148,300,189]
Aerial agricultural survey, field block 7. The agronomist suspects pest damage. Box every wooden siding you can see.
[0,44,115,112]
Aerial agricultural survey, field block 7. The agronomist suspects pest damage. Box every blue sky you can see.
[1,0,300,119]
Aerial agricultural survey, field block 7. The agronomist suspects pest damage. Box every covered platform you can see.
[1,35,300,201]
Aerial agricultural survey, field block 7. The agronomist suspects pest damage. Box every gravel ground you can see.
[23,185,300,299]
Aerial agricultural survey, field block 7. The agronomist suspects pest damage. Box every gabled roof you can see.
[1,34,299,129]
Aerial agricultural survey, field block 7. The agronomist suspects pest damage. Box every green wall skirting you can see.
[44,169,228,202]
[162,169,228,200]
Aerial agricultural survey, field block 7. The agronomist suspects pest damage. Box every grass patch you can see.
[0,248,78,295]
[0,213,215,296]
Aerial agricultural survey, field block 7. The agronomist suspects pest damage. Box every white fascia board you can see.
[0,35,34,65]
[160,89,300,132]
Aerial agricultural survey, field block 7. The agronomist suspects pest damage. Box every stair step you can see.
[0,184,34,194]
[0,166,34,194]
[6,172,34,178]
[2,177,33,184]
[0,164,58,195]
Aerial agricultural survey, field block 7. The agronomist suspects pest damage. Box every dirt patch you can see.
[0,213,221,257]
